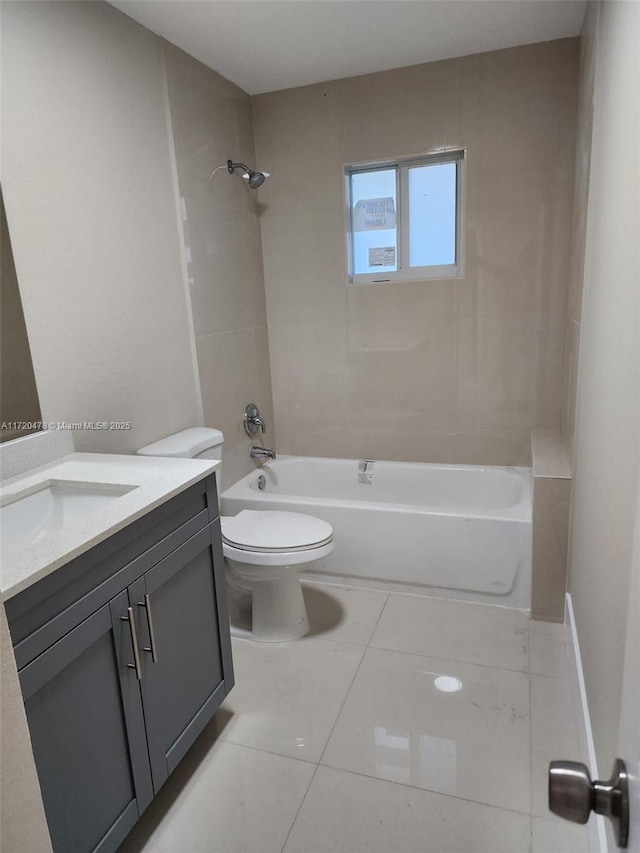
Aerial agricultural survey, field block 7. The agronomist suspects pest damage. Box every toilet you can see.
[136,427,334,642]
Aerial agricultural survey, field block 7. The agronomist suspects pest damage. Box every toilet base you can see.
[225,561,310,643]
[229,623,309,643]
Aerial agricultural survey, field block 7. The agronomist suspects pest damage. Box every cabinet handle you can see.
[121,607,142,680]
[138,594,159,663]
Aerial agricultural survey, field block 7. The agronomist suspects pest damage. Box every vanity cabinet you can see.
[127,522,228,792]
[19,591,153,853]
[5,474,233,853]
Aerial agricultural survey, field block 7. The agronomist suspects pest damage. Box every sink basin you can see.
[1,480,137,555]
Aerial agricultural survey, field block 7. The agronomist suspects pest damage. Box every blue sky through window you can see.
[408,162,456,267]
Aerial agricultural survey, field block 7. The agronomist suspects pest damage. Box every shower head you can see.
[245,170,266,189]
[227,159,269,189]
[207,160,269,189]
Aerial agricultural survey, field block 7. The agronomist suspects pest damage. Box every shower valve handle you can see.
[244,403,266,436]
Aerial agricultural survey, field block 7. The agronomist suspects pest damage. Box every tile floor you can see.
[121,582,592,853]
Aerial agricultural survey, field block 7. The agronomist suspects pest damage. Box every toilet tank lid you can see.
[137,427,224,458]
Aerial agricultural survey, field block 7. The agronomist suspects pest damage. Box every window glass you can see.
[350,168,397,275]
[346,152,462,282]
[408,162,457,267]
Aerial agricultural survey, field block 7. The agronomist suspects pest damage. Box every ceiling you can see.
[109,0,586,95]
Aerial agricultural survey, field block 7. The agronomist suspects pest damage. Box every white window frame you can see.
[345,150,465,284]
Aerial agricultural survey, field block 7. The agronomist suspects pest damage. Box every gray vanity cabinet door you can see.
[18,591,153,853]
[129,524,233,793]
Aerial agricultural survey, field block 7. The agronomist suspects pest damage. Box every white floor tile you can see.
[119,583,589,853]
[529,630,575,679]
[283,766,532,853]
[218,636,364,762]
[371,593,529,672]
[322,646,531,814]
[531,674,583,817]
[532,815,592,853]
[121,739,314,853]
[301,581,388,646]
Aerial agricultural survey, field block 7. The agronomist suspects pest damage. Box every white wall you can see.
[1,1,202,453]
[568,0,640,772]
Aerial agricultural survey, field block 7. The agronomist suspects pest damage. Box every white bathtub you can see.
[221,456,532,608]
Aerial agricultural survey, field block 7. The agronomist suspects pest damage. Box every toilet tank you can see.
[137,427,224,460]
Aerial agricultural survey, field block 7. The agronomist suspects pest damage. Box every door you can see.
[549,484,640,851]
[129,522,234,792]
[615,485,640,851]
[18,591,153,853]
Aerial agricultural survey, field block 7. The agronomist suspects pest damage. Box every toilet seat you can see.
[221,510,333,554]
[223,537,335,568]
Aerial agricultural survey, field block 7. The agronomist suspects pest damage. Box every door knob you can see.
[549,758,629,848]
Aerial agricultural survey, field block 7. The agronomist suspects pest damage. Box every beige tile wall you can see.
[252,40,579,466]
[531,477,572,621]
[561,5,597,470]
[530,432,572,621]
[163,44,274,489]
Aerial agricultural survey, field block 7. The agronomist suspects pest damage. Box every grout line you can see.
[529,668,577,681]
[316,644,367,767]
[368,641,531,676]
[279,764,320,853]
[219,737,318,767]
[193,325,262,341]
[232,633,368,652]
[314,762,534,820]
[307,577,530,614]
[364,591,390,647]
[301,578,389,595]
[530,814,534,853]
[300,636,373,649]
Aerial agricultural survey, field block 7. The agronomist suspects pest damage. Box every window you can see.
[345,151,464,283]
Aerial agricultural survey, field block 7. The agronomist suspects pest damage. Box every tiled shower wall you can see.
[561,5,597,470]
[252,40,579,466]
[163,44,274,489]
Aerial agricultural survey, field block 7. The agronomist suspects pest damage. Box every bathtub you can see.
[221,456,532,608]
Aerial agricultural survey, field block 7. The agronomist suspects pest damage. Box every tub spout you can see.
[250,445,276,461]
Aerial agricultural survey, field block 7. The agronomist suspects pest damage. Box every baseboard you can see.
[566,593,608,853]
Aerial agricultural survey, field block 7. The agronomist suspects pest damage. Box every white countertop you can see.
[0,452,219,600]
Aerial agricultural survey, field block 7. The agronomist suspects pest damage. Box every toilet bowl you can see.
[222,510,334,642]
[136,428,334,643]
